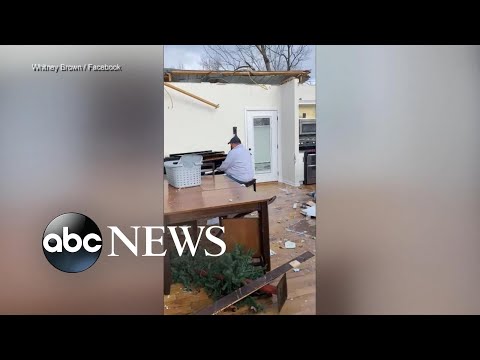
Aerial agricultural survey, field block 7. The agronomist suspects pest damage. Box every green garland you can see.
[171,245,266,312]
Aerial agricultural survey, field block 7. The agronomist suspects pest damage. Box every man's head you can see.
[228,135,241,150]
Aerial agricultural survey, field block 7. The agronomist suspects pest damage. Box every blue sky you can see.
[164,45,316,83]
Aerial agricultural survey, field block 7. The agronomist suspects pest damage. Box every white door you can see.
[245,110,278,183]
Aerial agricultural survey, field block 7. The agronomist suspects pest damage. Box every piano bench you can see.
[242,178,257,192]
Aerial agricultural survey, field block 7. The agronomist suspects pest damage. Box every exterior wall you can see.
[164,83,281,156]
[164,80,305,185]
[298,83,316,102]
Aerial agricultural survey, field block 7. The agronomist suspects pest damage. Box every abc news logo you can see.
[43,213,226,273]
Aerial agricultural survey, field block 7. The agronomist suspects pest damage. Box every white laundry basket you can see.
[165,154,203,188]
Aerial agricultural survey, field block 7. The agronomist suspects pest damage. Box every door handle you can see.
[307,165,316,167]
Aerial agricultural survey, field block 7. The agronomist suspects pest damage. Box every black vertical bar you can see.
[259,201,271,271]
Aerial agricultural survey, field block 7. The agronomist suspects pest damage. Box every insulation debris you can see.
[300,204,316,218]
[284,240,296,249]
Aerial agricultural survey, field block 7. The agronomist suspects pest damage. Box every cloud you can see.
[164,45,204,70]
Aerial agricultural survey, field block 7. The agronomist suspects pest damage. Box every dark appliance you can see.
[299,119,316,135]
[299,135,316,150]
[304,150,316,185]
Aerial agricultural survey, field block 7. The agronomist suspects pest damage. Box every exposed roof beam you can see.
[167,70,310,77]
[164,83,219,109]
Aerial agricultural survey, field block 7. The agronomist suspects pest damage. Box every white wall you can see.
[279,79,299,186]
[297,83,316,102]
[316,45,480,314]
[164,83,281,156]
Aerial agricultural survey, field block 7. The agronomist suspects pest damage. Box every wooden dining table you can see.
[163,175,275,295]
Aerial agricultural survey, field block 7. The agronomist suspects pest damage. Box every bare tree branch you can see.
[201,45,311,72]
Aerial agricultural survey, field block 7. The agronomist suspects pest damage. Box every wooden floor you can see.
[164,182,316,315]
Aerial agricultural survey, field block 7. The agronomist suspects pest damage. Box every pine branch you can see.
[171,244,266,311]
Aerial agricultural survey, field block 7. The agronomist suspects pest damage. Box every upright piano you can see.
[164,150,227,174]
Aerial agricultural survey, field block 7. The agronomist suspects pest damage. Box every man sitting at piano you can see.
[216,135,254,184]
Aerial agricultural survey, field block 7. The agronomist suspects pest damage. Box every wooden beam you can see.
[193,251,315,315]
[164,82,219,109]
[168,70,310,77]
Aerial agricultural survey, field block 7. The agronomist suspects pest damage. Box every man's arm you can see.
[217,151,234,172]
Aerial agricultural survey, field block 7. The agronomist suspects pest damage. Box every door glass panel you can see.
[253,117,271,173]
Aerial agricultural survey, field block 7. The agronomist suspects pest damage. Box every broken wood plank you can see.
[276,274,288,313]
[164,82,219,109]
[163,72,172,82]
[193,251,315,315]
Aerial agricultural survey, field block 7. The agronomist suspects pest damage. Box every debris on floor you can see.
[301,204,316,218]
[286,228,306,236]
[287,219,315,237]
[193,251,315,315]
[284,240,296,249]
[165,182,316,315]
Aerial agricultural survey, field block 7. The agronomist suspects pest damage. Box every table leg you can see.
[190,220,198,242]
[164,251,171,295]
[259,201,271,271]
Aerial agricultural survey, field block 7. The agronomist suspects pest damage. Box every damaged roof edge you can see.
[164,69,311,85]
